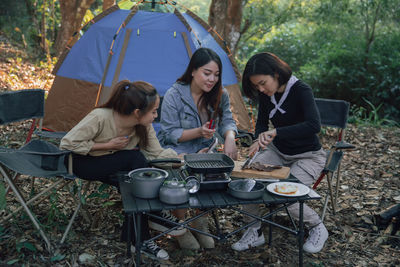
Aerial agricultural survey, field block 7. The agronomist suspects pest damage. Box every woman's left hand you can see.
[224,134,238,160]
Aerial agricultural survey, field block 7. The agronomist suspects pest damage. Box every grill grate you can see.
[184,153,234,174]
[190,160,226,168]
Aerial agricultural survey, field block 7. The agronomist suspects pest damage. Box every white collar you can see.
[269,75,298,119]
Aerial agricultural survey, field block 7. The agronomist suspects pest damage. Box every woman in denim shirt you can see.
[157,48,238,249]
[158,48,238,158]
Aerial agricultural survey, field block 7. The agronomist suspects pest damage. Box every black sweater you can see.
[255,80,322,155]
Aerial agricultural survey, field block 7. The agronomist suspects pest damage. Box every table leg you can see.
[135,212,142,266]
[268,206,273,246]
[298,200,304,267]
[126,214,132,257]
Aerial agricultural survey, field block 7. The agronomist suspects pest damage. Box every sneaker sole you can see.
[232,236,265,251]
[141,250,169,261]
[148,221,186,236]
[131,246,170,260]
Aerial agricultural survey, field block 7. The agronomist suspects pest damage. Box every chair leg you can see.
[60,197,81,244]
[321,194,330,222]
[5,172,19,194]
[334,162,342,208]
[326,172,336,214]
[62,179,92,243]
[0,167,52,252]
[79,180,93,224]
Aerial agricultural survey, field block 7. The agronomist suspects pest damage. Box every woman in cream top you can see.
[60,80,178,260]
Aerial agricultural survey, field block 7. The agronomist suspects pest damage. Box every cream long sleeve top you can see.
[60,108,177,160]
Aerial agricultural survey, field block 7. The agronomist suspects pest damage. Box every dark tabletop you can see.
[119,175,321,214]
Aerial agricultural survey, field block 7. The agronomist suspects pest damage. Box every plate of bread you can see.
[267,182,310,197]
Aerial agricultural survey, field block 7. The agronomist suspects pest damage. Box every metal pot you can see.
[124,168,168,199]
[159,178,189,205]
[228,179,265,200]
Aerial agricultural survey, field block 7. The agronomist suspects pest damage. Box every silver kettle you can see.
[159,178,189,205]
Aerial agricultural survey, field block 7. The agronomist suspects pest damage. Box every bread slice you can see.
[274,183,298,195]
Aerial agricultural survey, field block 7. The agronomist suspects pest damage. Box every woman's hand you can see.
[258,129,276,149]
[91,136,131,151]
[224,131,238,160]
[248,141,260,157]
[108,136,130,150]
[199,122,216,139]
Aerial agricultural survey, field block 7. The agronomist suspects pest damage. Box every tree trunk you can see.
[208,0,245,55]
[54,0,95,56]
[41,0,49,56]
[103,0,116,11]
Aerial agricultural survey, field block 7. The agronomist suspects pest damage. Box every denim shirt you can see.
[157,82,237,154]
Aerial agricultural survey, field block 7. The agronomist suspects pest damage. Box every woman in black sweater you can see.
[231,52,328,254]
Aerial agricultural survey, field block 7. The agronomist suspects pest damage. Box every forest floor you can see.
[1,34,399,267]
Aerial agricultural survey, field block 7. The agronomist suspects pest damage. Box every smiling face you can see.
[190,61,220,94]
[137,96,160,126]
[249,74,281,96]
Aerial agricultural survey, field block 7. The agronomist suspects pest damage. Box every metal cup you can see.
[185,176,200,193]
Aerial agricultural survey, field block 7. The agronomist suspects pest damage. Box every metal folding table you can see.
[119,175,320,266]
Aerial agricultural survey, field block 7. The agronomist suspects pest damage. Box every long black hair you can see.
[242,52,292,100]
[177,47,223,119]
[100,80,158,148]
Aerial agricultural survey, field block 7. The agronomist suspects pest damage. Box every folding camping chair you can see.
[0,89,77,253]
[313,98,356,221]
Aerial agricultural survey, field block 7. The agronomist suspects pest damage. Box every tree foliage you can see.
[0,0,398,121]
[236,0,400,122]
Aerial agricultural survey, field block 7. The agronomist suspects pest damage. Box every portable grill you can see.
[180,154,234,191]
[183,153,234,174]
[150,154,234,191]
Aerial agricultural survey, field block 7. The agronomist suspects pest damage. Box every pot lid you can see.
[128,168,168,180]
[163,178,185,188]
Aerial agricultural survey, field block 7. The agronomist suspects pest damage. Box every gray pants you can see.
[243,143,326,228]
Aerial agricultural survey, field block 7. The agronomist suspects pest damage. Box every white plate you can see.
[266,182,310,197]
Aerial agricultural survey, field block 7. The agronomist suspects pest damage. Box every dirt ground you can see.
[0,35,399,266]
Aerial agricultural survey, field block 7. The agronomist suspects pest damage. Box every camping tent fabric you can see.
[44,6,252,132]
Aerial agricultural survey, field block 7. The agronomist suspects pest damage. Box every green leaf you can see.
[7,259,19,265]
[98,183,109,192]
[102,201,114,207]
[16,241,24,252]
[16,240,37,252]
[80,194,86,205]
[50,254,65,262]
[88,192,100,199]
[23,241,37,252]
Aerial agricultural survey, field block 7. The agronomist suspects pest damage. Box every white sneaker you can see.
[303,223,329,253]
[231,227,265,251]
[141,240,169,260]
[148,210,186,236]
[131,241,169,260]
